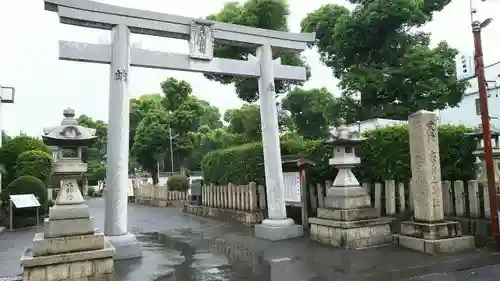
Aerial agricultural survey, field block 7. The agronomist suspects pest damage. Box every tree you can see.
[198,100,223,129]
[0,135,49,187]
[205,0,310,102]
[301,1,467,120]
[184,126,246,170]
[157,78,226,173]
[161,78,192,112]
[323,94,361,126]
[224,104,262,142]
[132,108,170,184]
[2,131,11,145]
[160,78,222,134]
[129,95,163,150]
[282,88,334,139]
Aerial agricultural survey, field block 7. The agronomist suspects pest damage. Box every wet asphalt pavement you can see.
[1,198,500,281]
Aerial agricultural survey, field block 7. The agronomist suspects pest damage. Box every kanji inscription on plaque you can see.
[189,20,214,60]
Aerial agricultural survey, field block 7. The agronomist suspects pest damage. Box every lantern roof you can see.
[325,118,365,146]
[42,108,98,147]
[464,122,500,137]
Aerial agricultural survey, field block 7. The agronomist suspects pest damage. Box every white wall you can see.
[439,61,500,128]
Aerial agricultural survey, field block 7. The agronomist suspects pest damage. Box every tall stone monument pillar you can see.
[253,44,303,241]
[104,24,142,260]
[394,110,474,254]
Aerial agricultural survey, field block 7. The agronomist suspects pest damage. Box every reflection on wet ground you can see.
[2,199,500,281]
[115,229,269,281]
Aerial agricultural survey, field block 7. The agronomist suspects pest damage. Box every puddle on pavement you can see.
[114,230,271,281]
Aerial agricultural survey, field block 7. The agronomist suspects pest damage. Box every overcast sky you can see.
[0,0,499,137]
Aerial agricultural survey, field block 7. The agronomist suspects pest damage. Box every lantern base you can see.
[309,216,393,249]
[325,186,371,209]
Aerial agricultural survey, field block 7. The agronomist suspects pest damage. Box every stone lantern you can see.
[465,122,500,220]
[464,122,500,184]
[20,108,115,281]
[309,119,393,249]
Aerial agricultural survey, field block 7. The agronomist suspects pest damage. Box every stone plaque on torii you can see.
[44,0,315,257]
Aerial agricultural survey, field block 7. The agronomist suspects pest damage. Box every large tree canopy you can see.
[282,88,334,140]
[129,78,226,179]
[224,104,262,142]
[205,0,310,102]
[301,1,467,120]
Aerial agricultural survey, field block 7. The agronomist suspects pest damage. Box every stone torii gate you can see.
[44,0,315,259]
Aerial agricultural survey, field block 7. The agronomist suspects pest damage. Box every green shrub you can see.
[201,124,476,185]
[15,150,53,185]
[0,135,49,187]
[167,175,189,191]
[87,186,96,197]
[0,175,48,213]
[355,124,476,182]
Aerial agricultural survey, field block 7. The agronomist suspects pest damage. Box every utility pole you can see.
[169,126,174,174]
[472,18,500,248]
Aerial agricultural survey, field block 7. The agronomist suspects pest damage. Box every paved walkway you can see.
[1,199,500,281]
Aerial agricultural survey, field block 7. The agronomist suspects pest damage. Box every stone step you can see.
[33,230,105,257]
[21,241,114,268]
[309,217,394,229]
[48,204,90,221]
[43,217,94,238]
[316,207,379,221]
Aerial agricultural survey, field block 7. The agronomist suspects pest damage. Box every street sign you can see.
[476,98,481,115]
[455,53,475,81]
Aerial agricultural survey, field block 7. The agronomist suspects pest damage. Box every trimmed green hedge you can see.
[167,175,190,191]
[0,135,49,187]
[0,175,49,213]
[201,139,307,185]
[15,150,53,185]
[201,124,476,185]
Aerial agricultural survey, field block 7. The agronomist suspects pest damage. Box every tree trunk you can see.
[150,167,159,185]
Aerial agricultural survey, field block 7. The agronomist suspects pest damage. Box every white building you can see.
[344,118,407,133]
[439,61,500,128]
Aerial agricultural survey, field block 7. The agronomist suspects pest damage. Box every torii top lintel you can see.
[44,0,315,53]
